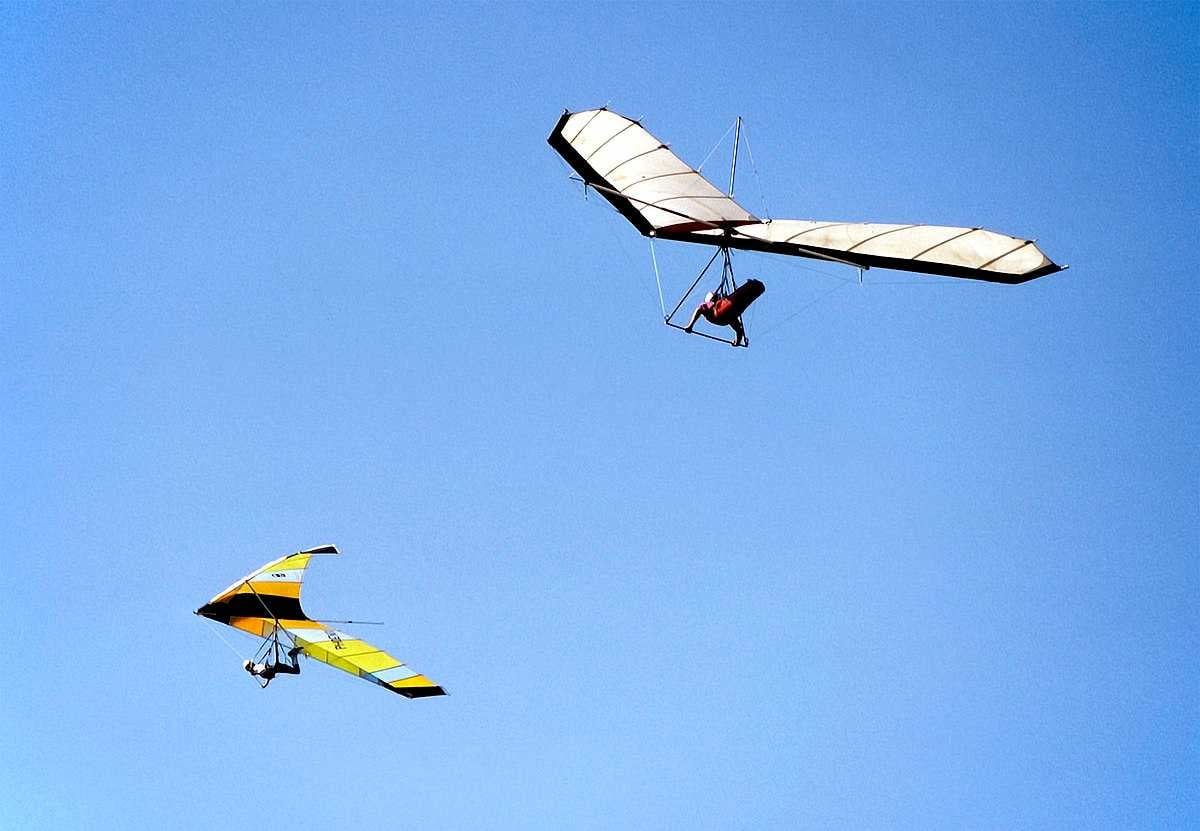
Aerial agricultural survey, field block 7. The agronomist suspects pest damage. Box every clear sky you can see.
[2,2,1196,829]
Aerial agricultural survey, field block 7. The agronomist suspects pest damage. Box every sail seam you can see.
[844,224,920,253]
[911,227,981,261]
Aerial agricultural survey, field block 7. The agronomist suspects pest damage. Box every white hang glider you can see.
[549,107,1064,345]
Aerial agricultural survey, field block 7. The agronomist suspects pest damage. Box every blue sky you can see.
[2,2,1196,829]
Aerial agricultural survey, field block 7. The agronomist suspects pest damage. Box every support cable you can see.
[697,118,738,173]
[202,616,252,663]
[740,128,772,222]
[728,117,742,197]
[650,237,668,319]
[243,580,299,653]
[752,280,852,342]
[312,619,384,626]
[666,247,723,323]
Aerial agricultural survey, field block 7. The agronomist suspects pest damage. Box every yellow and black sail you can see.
[196,545,445,699]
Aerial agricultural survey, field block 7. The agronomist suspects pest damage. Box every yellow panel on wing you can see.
[301,641,409,676]
[230,617,272,638]
[255,553,311,575]
[238,581,301,599]
[391,674,438,689]
[308,638,378,658]
[302,642,364,673]
[344,650,403,673]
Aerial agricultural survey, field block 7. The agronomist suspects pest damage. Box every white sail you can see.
[549,108,758,235]
[549,108,1063,284]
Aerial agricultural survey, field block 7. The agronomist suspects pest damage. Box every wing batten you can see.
[584,120,636,162]
[778,222,850,241]
[602,145,666,179]
[566,107,604,144]
[843,224,920,252]
[911,227,980,260]
[978,240,1033,270]
[616,168,694,191]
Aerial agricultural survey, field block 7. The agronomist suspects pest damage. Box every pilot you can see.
[683,279,765,347]
[243,646,302,687]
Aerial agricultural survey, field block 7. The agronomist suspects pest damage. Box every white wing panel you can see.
[549,108,758,234]
[724,220,1058,280]
[550,107,1063,283]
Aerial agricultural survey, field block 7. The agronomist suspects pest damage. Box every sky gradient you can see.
[2,3,1196,829]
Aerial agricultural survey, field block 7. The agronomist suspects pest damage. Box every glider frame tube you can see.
[242,578,300,660]
[662,245,752,348]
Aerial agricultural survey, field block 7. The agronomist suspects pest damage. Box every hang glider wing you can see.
[548,108,759,236]
[196,545,445,699]
[549,107,1063,284]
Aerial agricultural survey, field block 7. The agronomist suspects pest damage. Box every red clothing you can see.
[707,280,765,325]
[699,298,736,324]
[710,297,736,324]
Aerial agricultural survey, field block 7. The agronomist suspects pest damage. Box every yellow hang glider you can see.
[195,545,445,699]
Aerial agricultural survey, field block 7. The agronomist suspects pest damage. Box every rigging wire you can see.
[737,246,857,283]
[242,580,299,653]
[859,276,974,287]
[726,245,858,342]
[574,187,657,300]
[598,201,663,310]
[727,248,756,343]
[739,127,773,222]
[696,118,738,173]
[650,237,667,319]
[564,165,675,320]
[312,619,384,626]
[254,635,274,665]
[666,247,723,323]
[752,280,852,342]
[202,616,252,663]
